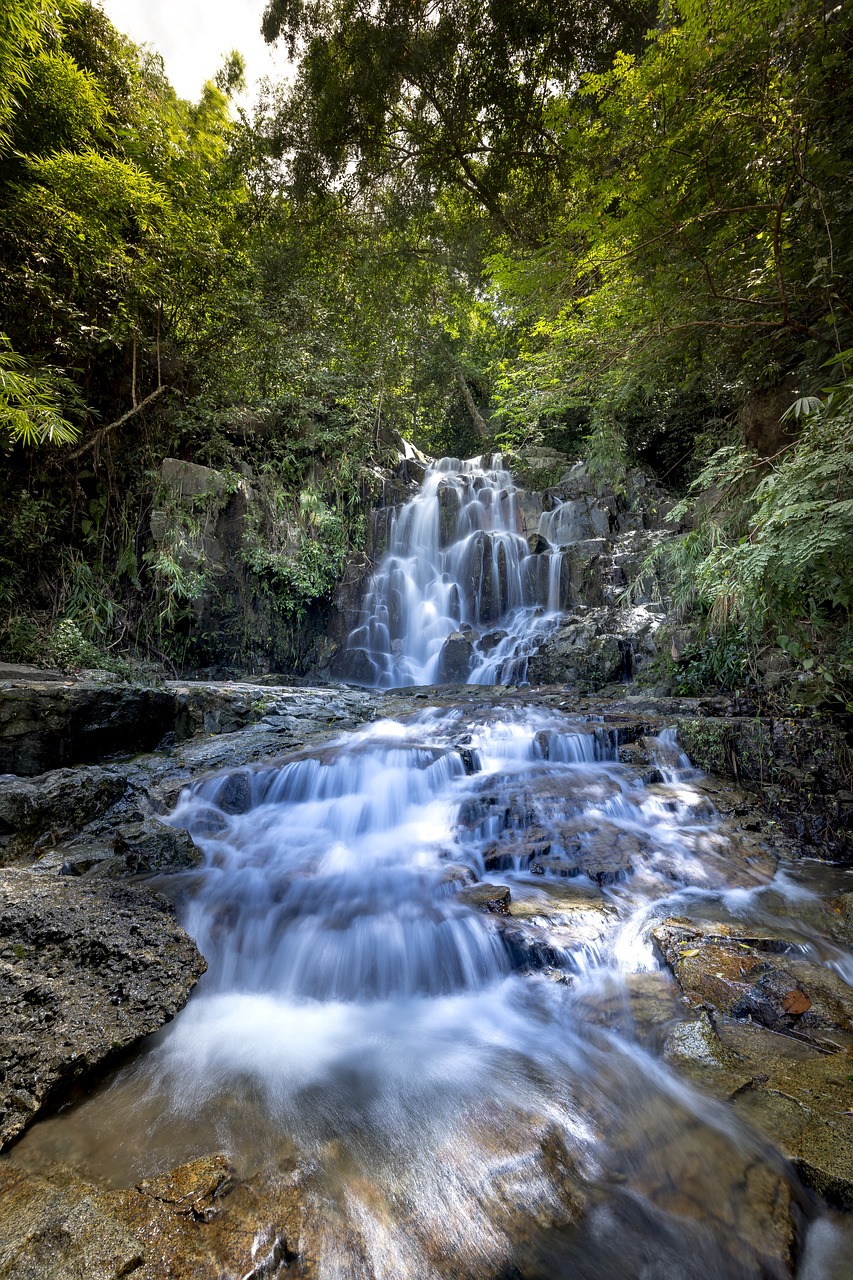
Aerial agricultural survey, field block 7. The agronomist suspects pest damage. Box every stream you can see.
[8,458,853,1278]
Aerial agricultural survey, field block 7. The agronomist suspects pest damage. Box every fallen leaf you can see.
[679,948,700,958]
[782,989,811,1015]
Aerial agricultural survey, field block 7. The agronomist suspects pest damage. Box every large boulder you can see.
[0,868,206,1149]
[0,766,129,862]
[436,630,475,683]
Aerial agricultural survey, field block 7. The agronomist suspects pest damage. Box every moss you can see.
[676,717,774,784]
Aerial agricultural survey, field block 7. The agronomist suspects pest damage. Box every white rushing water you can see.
[344,455,565,687]
[15,703,851,1278]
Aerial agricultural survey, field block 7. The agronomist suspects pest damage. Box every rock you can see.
[110,819,202,874]
[0,766,129,861]
[171,681,375,741]
[526,604,664,689]
[537,496,611,545]
[436,631,475,683]
[160,458,228,500]
[0,1156,313,1280]
[458,882,511,914]
[527,531,550,555]
[653,918,853,1049]
[0,678,175,776]
[614,1103,798,1279]
[505,878,614,952]
[478,629,508,655]
[0,868,206,1149]
[0,663,65,682]
[0,1164,145,1280]
[439,862,478,889]
[674,714,853,860]
[663,1010,748,1076]
[717,1022,853,1206]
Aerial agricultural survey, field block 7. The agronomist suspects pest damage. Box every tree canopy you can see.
[0,0,851,696]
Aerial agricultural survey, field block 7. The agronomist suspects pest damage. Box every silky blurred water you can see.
[11,704,853,1278]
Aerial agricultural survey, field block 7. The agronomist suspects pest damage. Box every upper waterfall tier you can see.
[343,454,560,687]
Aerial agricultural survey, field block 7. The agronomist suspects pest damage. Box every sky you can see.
[98,0,285,101]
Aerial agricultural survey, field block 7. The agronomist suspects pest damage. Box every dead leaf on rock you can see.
[782,989,811,1016]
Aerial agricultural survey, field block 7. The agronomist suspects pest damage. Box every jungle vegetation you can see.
[0,0,851,699]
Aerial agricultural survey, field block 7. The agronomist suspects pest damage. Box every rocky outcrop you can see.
[676,714,853,859]
[0,675,174,776]
[0,675,378,861]
[653,916,853,1205]
[0,766,129,863]
[526,603,664,688]
[0,868,206,1149]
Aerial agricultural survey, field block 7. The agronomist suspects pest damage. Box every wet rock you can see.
[439,862,478,888]
[110,819,202,874]
[506,878,613,952]
[0,766,129,862]
[675,714,853,860]
[208,769,253,814]
[716,1022,853,1206]
[537,496,610,546]
[0,868,206,1149]
[478,629,508,655]
[437,482,461,546]
[614,1104,798,1279]
[526,531,550,555]
[573,971,682,1044]
[653,918,853,1049]
[663,1010,749,1078]
[0,677,175,776]
[458,882,511,915]
[0,1163,145,1280]
[0,1156,312,1280]
[526,605,663,689]
[483,829,552,871]
[436,631,475,683]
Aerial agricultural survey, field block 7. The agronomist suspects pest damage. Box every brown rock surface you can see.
[0,1155,313,1280]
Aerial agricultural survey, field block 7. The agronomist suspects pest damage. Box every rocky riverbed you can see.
[1,666,852,1278]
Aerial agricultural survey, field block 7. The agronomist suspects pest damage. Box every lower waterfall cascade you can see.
[9,698,853,1278]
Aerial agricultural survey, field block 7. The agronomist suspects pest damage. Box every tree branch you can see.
[69,385,168,460]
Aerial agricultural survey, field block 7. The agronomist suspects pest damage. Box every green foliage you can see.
[0,335,79,444]
[668,627,752,696]
[44,616,101,668]
[666,365,853,630]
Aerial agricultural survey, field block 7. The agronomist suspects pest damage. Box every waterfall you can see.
[343,454,561,687]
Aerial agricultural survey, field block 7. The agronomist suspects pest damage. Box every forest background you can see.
[0,0,851,705]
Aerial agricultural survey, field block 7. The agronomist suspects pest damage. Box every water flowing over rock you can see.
[8,700,853,1277]
[328,451,673,688]
[2,457,852,1277]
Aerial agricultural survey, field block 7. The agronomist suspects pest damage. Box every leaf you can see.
[679,947,700,957]
[782,990,811,1015]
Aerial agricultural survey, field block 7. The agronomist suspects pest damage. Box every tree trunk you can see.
[455,369,488,438]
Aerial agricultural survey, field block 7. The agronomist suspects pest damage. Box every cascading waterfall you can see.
[13,703,853,1278]
[344,454,563,687]
[9,465,853,1278]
